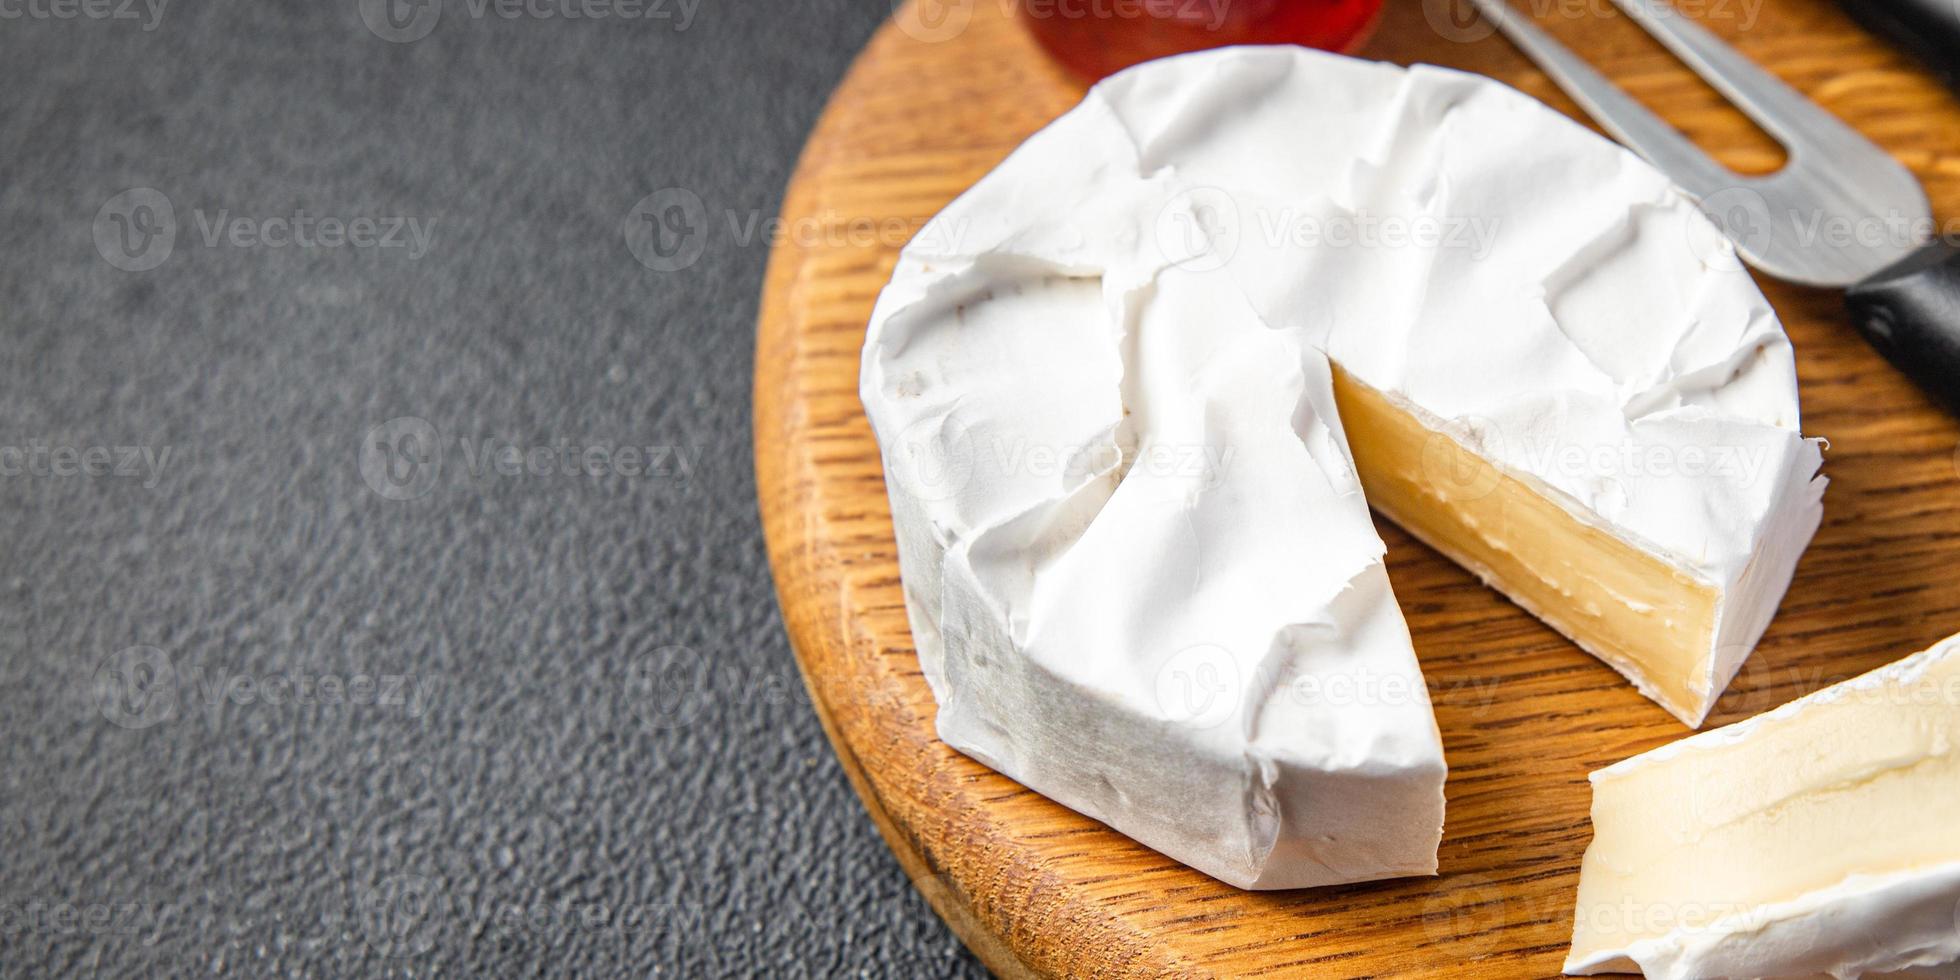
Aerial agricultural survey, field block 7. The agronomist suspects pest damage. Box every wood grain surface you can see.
[752,1,1960,975]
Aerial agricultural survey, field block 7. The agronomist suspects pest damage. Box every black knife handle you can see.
[1845,240,1960,416]
[1835,0,1960,91]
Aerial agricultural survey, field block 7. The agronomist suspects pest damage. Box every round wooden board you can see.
[753,2,1960,976]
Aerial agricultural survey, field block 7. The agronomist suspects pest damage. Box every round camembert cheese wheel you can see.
[860,46,1825,889]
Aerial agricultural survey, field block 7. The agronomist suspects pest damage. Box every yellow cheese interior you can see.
[1329,367,1720,722]
[1567,648,1960,961]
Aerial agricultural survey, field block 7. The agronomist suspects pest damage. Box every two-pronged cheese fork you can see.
[1468,0,1960,415]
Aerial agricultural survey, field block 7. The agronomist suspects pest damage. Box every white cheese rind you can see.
[870,259,1448,889]
[1567,862,1960,980]
[862,45,1823,887]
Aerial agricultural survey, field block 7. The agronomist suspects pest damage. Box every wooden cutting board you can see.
[752,1,1960,975]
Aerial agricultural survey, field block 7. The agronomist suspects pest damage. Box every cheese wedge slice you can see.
[1566,634,1960,979]
[861,46,1824,888]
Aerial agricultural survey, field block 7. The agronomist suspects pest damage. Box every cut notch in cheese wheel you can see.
[1332,367,1724,725]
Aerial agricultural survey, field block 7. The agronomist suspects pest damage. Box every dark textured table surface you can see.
[0,0,986,974]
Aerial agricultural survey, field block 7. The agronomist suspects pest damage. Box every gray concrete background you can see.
[0,0,986,974]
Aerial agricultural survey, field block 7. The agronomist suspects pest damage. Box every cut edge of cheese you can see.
[1330,367,1823,727]
[1564,635,1960,978]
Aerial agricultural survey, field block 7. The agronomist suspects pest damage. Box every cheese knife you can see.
[1468,0,1960,415]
